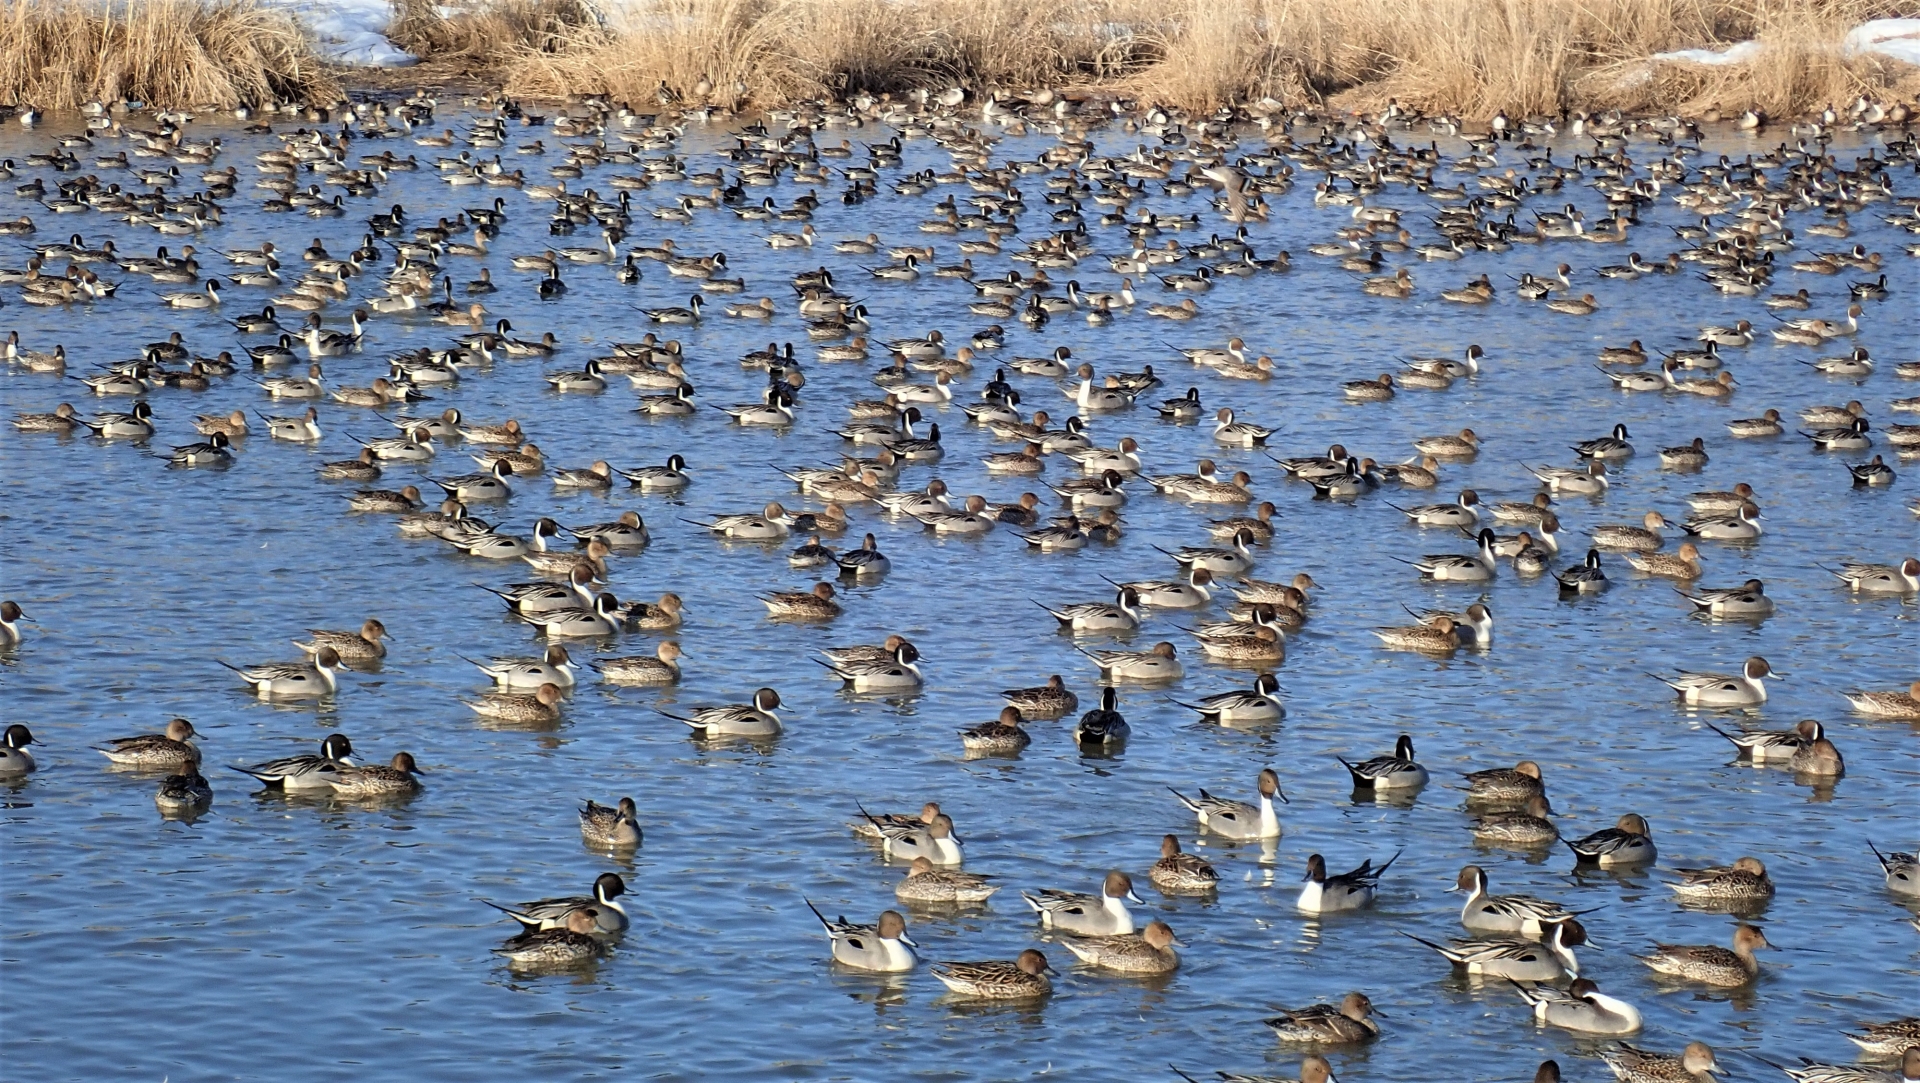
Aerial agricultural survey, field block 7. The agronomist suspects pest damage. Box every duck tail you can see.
[1166,786,1200,812]
[1398,930,1452,956]
[1701,720,1741,745]
[676,517,716,530]
[802,897,831,930]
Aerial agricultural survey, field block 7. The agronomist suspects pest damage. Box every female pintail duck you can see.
[1657,656,1778,706]
[1374,614,1461,653]
[663,688,782,738]
[1062,918,1180,974]
[517,530,600,575]
[12,403,82,434]
[960,707,1031,755]
[1465,760,1544,805]
[1704,718,1821,762]
[1409,601,1493,645]
[96,717,204,768]
[1339,734,1428,790]
[231,733,355,791]
[1728,410,1785,438]
[0,601,33,645]
[1002,675,1078,719]
[293,618,390,664]
[1668,857,1774,903]
[1567,813,1657,866]
[1405,916,1584,981]
[1679,578,1774,617]
[1298,851,1397,914]
[807,902,916,972]
[821,635,915,669]
[1023,870,1141,936]
[522,593,622,638]
[1557,549,1610,594]
[619,593,685,631]
[1628,542,1702,579]
[1390,489,1480,528]
[1528,459,1608,495]
[1193,622,1284,664]
[0,724,35,776]
[1151,835,1219,893]
[1343,373,1395,401]
[494,908,604,969]
[1846,683,1920,720]
[1173,673,1285,724]
[1845,1019,1920,1058]
[1474,795,1559,846]
[463,682,564,724]
[896,856,998,904]
[1593,511,1670,551]
[1604,1042,1721,1083]
[1039,587,1142,632]
[822,642,920,692]
[321,751,422,797]
[1516,977,1643,1035]
[1075,687,1129,746]
[930,949,1054,999]
[1660,438,1710,470]
[1490,491,1554,525]
[1451,865,1584,936]
[579,797,642,849]
[1209,502,1278,543]
[485,872,629,935]
[761,582,841,620]
[155,767,214,813]
[1406,530,1497,581]
[1637,923,1771,986]
[1415,428,1481,458]
[1172,768,1286,839]
[221,647,343,698]
[592,643,684,686]
[1264,992,1382,1043]
[1079,641,1182,682]
[1827,557,1920,593]
[1172,1056,1337,1083]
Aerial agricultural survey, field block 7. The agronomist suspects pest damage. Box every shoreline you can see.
[1,0,1916,122]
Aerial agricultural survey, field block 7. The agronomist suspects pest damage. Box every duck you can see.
[220,647,342,698]
[928,949,1054,999]
[1150,835,1219,894]
[94,717,203,769]
[1826,557,1920,593]
[485,872,629,935]
[1516,978,1643,1035]
[0,723,35,776]
[761,582,841,620]
[1173,673,1285,724]
[662,687,782,738]
[1061,919,1180,974]
[1627,542,1703,580]
[1023,870,1142,935]
[1637,923,1771,986]
[1678,578,1775,617]
[594,642,685,686]
[1338,734,1429,790]
[1464,760,1545,805]
[1473,795,1560,846]
[1264,992,1382,1043]
[230,733,355,791]
[1667,857,1775,904]
[1406,916,1584,981]
[1451,865,1585,936]
[1171,768,1286,838]
[323,751,423,797]
[1656,656,1778,707]
[1079,641,1182,682]
[1845,683,1920,720]
[155,768,214,814]
[1557,549,1610,594]
[1297,851,1397,913]
[293,618,390,664]
[1075,686,1129,746]
[1566,813,1657,866]
[463,682,565,725]
[493,909,604,969]
[578,797,643,849]
[806,902,916,972]
[1603,1043,1721,1083]
[1001,675,1079,719]
[895,856,998,904]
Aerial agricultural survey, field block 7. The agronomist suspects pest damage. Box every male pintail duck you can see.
[231,733,355,791]
[663,688,782,738]
[485,872,629,935]
[1655,656,1778,707]
[1171,768,1286,838]
[1173,674,1285,725]
[1297,851,1397,913]
[1515,977,1643,1035]
[1022,870,1141,935]
[1339,734,1428,790]
[1405,916,1584,981]
[806,902,917,972]
[1566,813,1656,866]
[0,724,36,776]
[1451,865,1585,936]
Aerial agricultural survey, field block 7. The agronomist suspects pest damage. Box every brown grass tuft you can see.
[0,0,337,110]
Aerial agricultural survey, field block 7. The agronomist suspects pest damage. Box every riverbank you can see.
[1,0,1915,119]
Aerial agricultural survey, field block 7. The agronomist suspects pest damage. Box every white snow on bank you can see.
[266,0,418,67]
[1649,18,1920,68]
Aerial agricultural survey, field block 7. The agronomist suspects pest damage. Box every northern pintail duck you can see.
[1062,918,1180,974]
[96,717,203,768]
[293,618,389,664]
[1668,856,1775,904]
[1339,734,1428,790]
[1074,686,1130,747]
[231,733,355,791]
[1002,675,1078,719]
[1079,641,1182,682]
[1657,656,1778,707]
[1390,489,1480,528]
[522,593,622,638]
[1593,511,1670,551]
[960,706,1031,755]
[324,751,422,796]
[1024,870,1142,935]
[155,767,214,814]
[1172,768,1286,839]
[1845,1019,1920,1058]
[1156,530,1258,575]
[1679,578,1774,617]
[806,902,917,972]
[664,687,782,739]
[1407,916,1584,981]
[929,949,1054,999]
[1172,1056,1337,1083]
[1174,674,1285,724]
[761,582,841,620]
[1264,992,1382,1043]
[1681,502,1763,541]
[1828,557,1920,593]
[1516,977,1643,1035]
[494,908,604,968]
[1769,1049,1920,1083]
[483,566,596,615]
[896,856,998,904]
[593,642,685,686]
[1637,923,1771,986]
[1528,459,1608,495]
[1706,718,1822,763]
[1406,529,1497,581]
[1374,614,1462,653]
[485,872,629,935]
[463,682,564,725]
[1603,1042,1721,1083]
[578,797,642,849]
[1628,542,1703,579]
[1451,865,1584,936]
[1870,842,1920,897]
[1151,835,1219,894]
[1297,851,1397,913]
[1474,795,1559,846]
[1039,587,1142,632]
[1567,813,1657,866]
[1464,759,1544,805]
[1846,683,1920,720]
[222,649,343,698]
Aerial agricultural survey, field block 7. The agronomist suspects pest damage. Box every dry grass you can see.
[388,0,598,65]
[0,0,337,109]
[474,0,1914,116]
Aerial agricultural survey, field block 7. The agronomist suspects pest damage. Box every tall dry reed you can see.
[0,0,337,109]
[473,0,1913,116]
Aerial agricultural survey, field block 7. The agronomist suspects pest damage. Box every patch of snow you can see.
[1648,40,1763,66]
[267,0,418,67]
[1846,18,1920,66]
